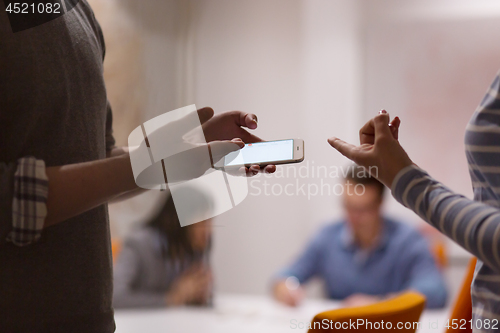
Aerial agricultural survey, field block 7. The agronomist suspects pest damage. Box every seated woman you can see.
[113,187,213,308]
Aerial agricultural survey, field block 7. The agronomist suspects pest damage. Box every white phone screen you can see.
[224,139,294,166]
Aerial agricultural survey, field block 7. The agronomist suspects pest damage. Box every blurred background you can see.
[90,0,500,304]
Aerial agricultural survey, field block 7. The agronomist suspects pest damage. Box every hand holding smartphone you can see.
[221,139,304,168]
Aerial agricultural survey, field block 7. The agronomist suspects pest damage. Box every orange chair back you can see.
[445,257,477,333]
[111,239,122,263]
[419,224,448,268]
[308,292,426,333]
[432,241,448,268]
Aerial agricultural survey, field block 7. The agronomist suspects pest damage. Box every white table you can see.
[115,294,449,333]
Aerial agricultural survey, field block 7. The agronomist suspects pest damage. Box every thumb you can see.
[208,139,245,167]
[373,112,394,143]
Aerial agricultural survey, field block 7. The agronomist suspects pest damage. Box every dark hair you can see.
[147,187,213,262]
[344,164,385,200]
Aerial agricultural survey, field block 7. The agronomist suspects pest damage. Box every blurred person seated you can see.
[272,165,447,309]
[113,187,213,308]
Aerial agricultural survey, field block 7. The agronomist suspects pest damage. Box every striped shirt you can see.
[392,71,500,332]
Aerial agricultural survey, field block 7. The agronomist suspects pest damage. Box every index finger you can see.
[230,111,262,143]
[230,111,258,130]
[197,107,215,125]
[328,137,358,162]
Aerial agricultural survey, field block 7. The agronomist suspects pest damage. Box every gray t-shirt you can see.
[0,1,116,331]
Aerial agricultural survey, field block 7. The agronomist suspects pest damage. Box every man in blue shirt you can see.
[273,166,447,309]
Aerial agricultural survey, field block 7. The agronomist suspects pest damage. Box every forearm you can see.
[107,147,149,202]
[44,153,137,227]
[392,165,500,271]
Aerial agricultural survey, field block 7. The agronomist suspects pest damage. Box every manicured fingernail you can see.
[379,109,387,114]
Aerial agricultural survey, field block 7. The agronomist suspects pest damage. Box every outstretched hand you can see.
[327,110,413,188]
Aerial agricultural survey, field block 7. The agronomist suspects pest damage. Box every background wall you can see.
[91,0,500,304]
[190,0,362,296]
[361,0,500,299]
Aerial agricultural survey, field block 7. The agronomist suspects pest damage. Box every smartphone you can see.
[222,139,304,168]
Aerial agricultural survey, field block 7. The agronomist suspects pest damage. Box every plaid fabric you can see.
[7,157,48,246]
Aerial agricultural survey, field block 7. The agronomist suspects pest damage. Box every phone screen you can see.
[224,139,294,166]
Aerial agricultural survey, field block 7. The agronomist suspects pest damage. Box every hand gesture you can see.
[328,110,413,188]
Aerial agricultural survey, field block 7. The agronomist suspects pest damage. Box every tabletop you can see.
[114,293,450,333]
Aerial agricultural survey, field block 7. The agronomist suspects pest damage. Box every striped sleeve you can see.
[6,157,49,246]
[391,164,500,272]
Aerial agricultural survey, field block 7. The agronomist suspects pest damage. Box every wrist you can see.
[388,162,416,194]
[386,161,412,188]
[117,153,137,192]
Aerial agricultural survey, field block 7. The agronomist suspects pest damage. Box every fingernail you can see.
[253,116,258,123]
[379,109,387,114]
[231,138,244,147]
